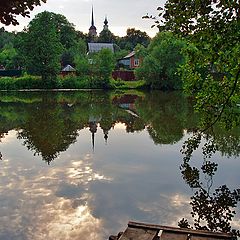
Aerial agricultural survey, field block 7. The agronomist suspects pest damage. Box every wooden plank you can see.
[161,231,188,240]
[118,227,159,240]
[128,222,232,239]
[161,232,228,240]
[191,236,230,240]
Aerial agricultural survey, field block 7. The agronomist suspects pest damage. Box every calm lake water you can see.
[0,90,239,240]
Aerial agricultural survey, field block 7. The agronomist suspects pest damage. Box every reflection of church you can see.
[88,94,142,151]
[88,115,112,151]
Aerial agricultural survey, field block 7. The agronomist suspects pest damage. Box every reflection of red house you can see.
[112,94,138,105]
[118,51,143,69]
[112,94,143,118]
[112,95,139,110]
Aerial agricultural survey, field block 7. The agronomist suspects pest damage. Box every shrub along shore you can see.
[0,75,147,90]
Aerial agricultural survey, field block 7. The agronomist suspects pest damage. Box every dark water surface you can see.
[0,90,239,240]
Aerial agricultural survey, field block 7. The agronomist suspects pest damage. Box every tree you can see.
[61,38,87,67]
[117,28,150,50]
[51,13,78,50]
[0,0,46,26]
[92,48,115,88]
[21,11,62,87]
[47,14,87,68]
[74,55,90,77]
[136,31,186,90]
[0,43,17,69]
[0,27,15,49]
[98,29,116,43]
[152,0,240,129]
[146,1,240,177]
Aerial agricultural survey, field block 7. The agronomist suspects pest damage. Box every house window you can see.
[134,59,139,66]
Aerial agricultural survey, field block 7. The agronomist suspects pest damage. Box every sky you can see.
[0,0,167,37]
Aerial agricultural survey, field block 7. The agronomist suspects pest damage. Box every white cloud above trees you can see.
[0,0,166,37]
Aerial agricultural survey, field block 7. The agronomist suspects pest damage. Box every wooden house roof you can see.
[122,51,135,59]
[61,65,76,72]
[88,43,114,53]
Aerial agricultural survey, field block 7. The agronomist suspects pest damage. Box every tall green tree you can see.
[49,14,87,68]
[51,13,78,50]
[153,0,240,129]
[136,32,186,90]
[21,11,63,87]
[92,48,115,88]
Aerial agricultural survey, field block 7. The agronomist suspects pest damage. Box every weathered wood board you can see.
[118,227,159,240]
[111,221,234,240]
[161,231,188,240]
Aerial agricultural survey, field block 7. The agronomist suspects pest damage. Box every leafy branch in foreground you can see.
[146,1,240,130]
[0,0,47,26]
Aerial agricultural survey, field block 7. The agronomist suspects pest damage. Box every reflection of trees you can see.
[0,90,239,167]
[136,91,197,144]
[209,128,240,158]
[181,127,240,166]
[0,91,147,163]
[179,133,240,237]
[17,101,79,164]
[0,133,3,160]
[0,91,197,151]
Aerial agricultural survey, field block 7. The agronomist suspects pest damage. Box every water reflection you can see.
[0,90,239,239]
[0,151,108,240]
[180,122,240,236]
[179,148,240,235]
[0,91,197,163]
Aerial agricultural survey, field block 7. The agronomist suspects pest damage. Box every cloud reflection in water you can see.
[0,149,111,240]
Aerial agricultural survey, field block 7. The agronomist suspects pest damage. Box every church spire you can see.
[89,5,97,38]
[91,6,95,27]
[103,15,109,30]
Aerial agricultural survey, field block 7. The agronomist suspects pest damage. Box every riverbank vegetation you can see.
[0,74,147,90]
[0,11,152,90]
[0,2,239,105]
[0,9,187,91]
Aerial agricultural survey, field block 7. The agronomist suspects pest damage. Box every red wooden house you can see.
[118,51,142,69]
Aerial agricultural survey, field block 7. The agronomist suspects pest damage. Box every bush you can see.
[58,75,91,89]
[0,75,147,90]
[0,75,42,90]
[110,79,147,89]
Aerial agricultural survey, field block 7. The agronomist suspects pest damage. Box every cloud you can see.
[0,154,111,240]
[0,0,165,37]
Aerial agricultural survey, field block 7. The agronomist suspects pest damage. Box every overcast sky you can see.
[1,0,167,37]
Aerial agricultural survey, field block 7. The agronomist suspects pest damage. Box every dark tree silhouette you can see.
[0,0,47,25]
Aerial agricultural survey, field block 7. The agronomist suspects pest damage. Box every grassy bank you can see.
[0,75,147,90]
